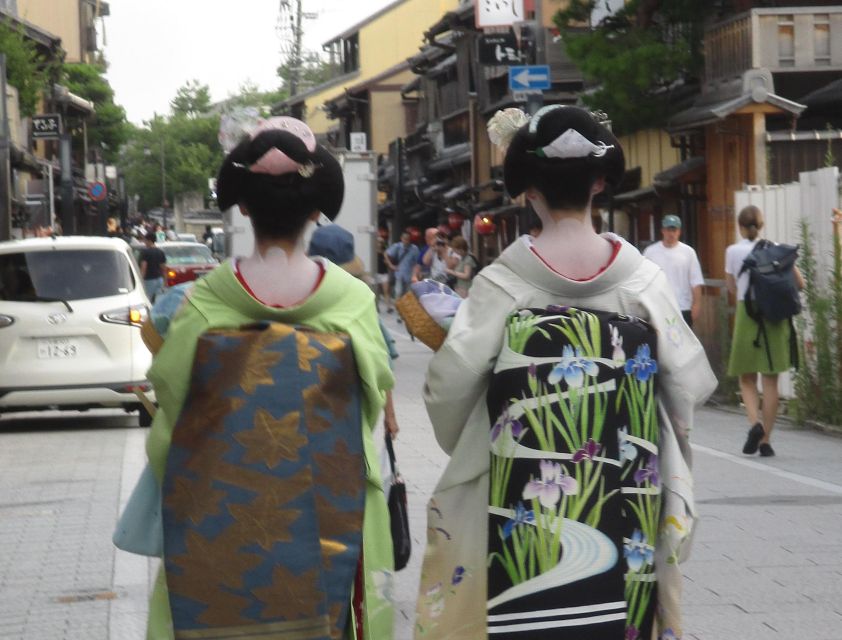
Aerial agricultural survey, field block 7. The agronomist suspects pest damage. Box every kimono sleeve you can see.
[424,274,514,455]
[635,269,717,636]
[145,303,209,483]
[636,268,717,454]
[347,303,394,431]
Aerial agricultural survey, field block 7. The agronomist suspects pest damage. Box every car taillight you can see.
[101,304,149,327]
[0,314,14,328]
[166,269,178,287]
[121,382,152,392]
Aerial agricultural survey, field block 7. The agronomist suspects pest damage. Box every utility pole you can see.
[290,0,304,96]
[59,113,75,235]
[160,139,167,231]
[527,0,547,116]
[534,0,546,68]
[0,54,11,241]
[393,138,404,244]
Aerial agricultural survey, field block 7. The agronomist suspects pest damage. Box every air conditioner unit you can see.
[86,26,98,52]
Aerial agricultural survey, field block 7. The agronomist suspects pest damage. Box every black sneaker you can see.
[742,423,764,455]
[759,442,775,457]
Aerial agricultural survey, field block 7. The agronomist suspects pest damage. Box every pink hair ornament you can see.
[246,116,318,177]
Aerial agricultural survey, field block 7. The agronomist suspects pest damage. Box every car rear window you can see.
[161,244,216,265]
[0,249,135,301]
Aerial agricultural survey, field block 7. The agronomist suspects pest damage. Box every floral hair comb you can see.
[224,113,319,178]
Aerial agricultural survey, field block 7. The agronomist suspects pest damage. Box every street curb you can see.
[704,400,842,438]
[805,419,842,438]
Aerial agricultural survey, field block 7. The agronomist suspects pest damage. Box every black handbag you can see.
[385,433,411,571]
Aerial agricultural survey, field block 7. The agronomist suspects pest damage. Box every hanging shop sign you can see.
[475,0,525,28]
[31,114,62,140]
[479,31,523,65]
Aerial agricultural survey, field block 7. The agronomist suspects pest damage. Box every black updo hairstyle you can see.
[504,105,624,210]
[216,129,344,239]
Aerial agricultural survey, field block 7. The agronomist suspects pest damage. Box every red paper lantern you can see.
[407,226,422,244]
[448,212,463,230]
[474,214,496,236]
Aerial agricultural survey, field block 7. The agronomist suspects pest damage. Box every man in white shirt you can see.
[643,214,704,328]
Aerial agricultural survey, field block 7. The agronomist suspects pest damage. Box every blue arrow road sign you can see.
[508,65,551,92]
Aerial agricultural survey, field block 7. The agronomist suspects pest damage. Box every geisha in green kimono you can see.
[142,117,395,640]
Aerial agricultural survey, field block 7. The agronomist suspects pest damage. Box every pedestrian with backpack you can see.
[726,205,804,457]
[415,106,717,640]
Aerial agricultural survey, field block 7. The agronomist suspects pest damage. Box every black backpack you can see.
[739,239,801,369]
[740,240,801,323]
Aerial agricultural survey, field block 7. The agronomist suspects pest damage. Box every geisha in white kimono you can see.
[414,107,717,640]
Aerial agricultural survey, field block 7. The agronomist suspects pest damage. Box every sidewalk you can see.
[379,312,842,640]
[1,314,840,639]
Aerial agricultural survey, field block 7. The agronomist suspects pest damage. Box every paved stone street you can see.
[1,311,841,639]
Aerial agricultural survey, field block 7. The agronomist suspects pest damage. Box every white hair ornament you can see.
[487,108,531,149]
[534,128,614,160]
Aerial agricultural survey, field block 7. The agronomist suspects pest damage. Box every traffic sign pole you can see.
[527,92,544,116]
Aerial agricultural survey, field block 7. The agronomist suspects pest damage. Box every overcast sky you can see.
[104,0,395,125]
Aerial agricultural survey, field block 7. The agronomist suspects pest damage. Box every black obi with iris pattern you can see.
[486,307,661,640]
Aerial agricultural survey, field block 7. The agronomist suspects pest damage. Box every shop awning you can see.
[442,184,471,200]
[799,78,842,112]
[401,76,422,98]
[612,186,657,204]
[408,207,438,222]
[428,54,457,78]
[653,156,705,189]
[419,181,454,200]
[668,89,805,133]
[408,34,456,73]
[378,163,396,185]
[428,142,471,172]
[484,204,521,218]
[10,144,42,174]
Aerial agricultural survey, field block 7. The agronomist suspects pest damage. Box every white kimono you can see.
[415,235,717,640]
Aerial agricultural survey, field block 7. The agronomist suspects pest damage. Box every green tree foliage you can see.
[554,0,714,133]
[170,79,212,118]
[794,220,842,425]
[62,62,128,163]
[223,80,287,113]
[122,82,223,213]
[277,51,336,96]
[0,19,53,116]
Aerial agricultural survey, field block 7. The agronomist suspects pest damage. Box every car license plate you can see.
[37,338,79,359]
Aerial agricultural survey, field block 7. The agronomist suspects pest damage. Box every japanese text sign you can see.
[476,0,525,28]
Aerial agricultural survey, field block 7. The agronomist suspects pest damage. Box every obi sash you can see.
[162,322,365,640]
[486,307,661,640]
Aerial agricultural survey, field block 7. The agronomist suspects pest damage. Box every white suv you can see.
[0,236,155,426]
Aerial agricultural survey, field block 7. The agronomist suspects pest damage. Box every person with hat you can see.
[308,223,401,439]
[643,214,705,328]
[415,105,716,640]
[140,117,396,640]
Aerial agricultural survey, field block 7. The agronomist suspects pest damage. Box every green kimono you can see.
[145,259,395,640]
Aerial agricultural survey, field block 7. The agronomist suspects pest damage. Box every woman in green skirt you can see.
[725,205,804,457]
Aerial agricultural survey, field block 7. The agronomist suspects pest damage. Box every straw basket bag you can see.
[395,291,447,351]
